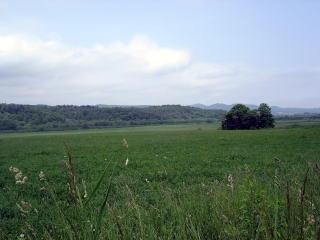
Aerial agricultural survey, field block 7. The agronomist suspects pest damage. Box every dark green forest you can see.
[0,104,225,132]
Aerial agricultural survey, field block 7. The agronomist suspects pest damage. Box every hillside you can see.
[0,104,225,132]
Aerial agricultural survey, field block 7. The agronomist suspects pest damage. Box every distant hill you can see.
[96,104,151,108]
[190,103,320,115]
[0,104,225,132]
[269,106,320,115]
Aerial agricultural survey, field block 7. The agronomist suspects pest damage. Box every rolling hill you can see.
[0,104,225,131]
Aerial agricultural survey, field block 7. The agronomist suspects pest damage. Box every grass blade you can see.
[84,159,112,207]
[94,160,117,239]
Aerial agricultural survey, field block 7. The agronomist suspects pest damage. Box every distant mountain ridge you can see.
[96,103,320,115]
[190,103,320,115]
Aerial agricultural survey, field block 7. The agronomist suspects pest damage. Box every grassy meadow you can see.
[1,121,320,239]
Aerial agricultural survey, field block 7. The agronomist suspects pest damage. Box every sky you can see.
[0,0,319,107]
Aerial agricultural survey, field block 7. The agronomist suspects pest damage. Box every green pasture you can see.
[1,121,320,239]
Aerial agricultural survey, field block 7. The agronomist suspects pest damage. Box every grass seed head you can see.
[122,138,129,149]
[221,213,229,223]
[308,215,315,226]
[63,144,78,203]
[82,180,88,199]
[13,171,27,184]
[16,201,32,216]
[39,171,46,181]
[9,166,20,173]
[16,180,25,185]
[227,174,234,191]
[15,171,23,180]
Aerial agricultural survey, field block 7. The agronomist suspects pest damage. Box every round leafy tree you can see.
[257,103,275,128]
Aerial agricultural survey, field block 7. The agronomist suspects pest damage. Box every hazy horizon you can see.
[2,101,320,110]
[0,0,319,108]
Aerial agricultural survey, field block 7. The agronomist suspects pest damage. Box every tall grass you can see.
[4,141,320,240]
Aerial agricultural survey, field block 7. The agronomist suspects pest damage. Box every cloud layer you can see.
[0,34,319,107]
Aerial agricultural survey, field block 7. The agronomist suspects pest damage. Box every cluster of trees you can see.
[221,103,275,130]
[0,104,225,132]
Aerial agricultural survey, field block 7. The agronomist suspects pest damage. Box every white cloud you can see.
[0,34,190,82]
[94,35,190,73]
[0,34,319,107]
[0,35,73,64]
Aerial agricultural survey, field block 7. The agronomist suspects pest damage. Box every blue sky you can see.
[0,0,319,107]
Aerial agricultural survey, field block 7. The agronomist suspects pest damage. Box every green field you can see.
[1,121,320,239]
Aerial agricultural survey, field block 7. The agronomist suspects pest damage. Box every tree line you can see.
[0,104,225,132]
